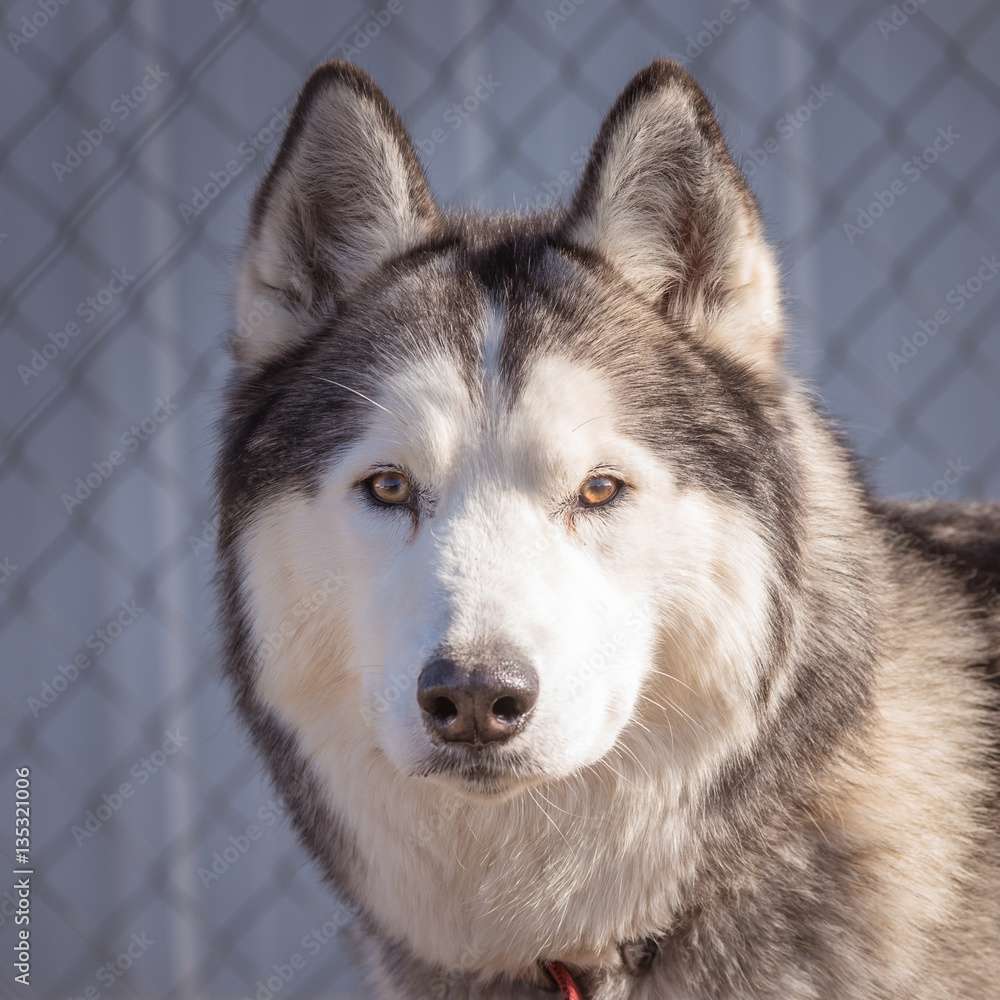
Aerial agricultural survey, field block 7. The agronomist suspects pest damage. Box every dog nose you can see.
[417,654,538,745]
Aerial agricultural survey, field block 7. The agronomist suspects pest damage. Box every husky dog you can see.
[215,60,999,999]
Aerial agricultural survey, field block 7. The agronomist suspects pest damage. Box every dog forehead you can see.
[360,304,626,483]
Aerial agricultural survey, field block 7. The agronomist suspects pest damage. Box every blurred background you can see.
[1,0,998,997]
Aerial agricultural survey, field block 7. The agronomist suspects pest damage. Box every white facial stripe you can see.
[480,300,505,384]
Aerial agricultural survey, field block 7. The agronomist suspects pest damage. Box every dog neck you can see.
[546,961,584,999]
[516,935,662,997]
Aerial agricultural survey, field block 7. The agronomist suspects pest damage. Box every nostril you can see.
[429,696,458,725]
[491,695,523,723]
[417,651,538,745]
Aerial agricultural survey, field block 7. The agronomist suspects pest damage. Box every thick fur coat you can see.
[215,61,1000,999]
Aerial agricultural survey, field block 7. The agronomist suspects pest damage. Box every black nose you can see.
[417,652,538,746]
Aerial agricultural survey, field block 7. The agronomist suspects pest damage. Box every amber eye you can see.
[368,471,412,505]
[578,474,621,507]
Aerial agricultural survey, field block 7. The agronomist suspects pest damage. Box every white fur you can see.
[240,317,783,975]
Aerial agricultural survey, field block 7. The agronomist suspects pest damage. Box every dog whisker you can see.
[310,375,404,423]
[527,787,573,851]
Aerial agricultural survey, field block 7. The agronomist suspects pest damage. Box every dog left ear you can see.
[562,61,783,372]
[232,61,440,369]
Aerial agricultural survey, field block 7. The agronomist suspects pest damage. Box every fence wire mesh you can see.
[1,0,998,997]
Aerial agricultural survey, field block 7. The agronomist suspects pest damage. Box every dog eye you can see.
[578,475,621,507]
[367,471,412,505]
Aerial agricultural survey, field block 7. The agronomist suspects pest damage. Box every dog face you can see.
[219,62,796,807]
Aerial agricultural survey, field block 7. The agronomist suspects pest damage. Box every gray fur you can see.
[216,60,999,999]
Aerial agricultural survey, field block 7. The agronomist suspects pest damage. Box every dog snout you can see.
[417,653,538,745]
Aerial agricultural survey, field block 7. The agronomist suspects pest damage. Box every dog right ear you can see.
[562,61,784,374]
[232,61,440,369]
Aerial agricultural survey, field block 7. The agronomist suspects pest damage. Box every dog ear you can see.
[562,61,783,371]
[232,61,439,368]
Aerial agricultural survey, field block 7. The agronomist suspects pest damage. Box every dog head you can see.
[218,61,798,804]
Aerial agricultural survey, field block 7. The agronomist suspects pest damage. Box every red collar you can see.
[546,961,584,1000]
[523,933,661,996]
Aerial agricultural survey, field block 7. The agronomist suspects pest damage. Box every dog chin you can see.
[411,747,545,800]
[435,773,534,800]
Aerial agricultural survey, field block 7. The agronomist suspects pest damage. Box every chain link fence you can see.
[1,0,998,997]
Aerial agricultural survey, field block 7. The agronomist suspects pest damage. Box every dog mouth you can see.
[412,745,544,797]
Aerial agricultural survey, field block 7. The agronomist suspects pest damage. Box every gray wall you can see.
[1,0,998,997]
